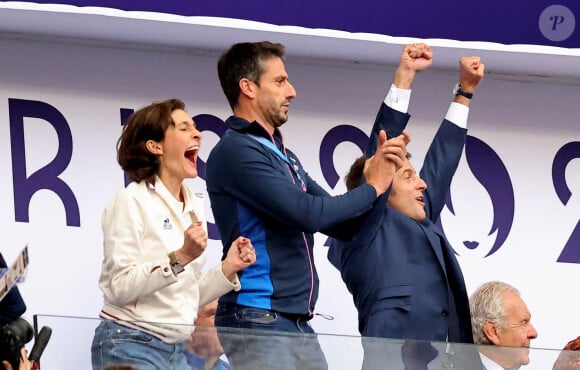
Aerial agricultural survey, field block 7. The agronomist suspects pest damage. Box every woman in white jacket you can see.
[91,98,255,370]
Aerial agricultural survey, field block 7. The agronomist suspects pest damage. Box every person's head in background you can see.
[470,280,538,369]
[552,336,580,370]
[217,41,297,133]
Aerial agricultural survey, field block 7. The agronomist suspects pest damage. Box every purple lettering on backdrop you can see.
[9,99,80,226]
[194,114,227,240]
[440,135,515,257]
[552,141,580,263]
[553,141,580,205]
[319,125,369,246]
[319,125,369,188]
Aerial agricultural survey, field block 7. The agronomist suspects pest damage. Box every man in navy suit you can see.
[328,44,485,369]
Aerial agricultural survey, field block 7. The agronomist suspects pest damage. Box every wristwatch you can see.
[168,251,185,275]
[453,83,473,99]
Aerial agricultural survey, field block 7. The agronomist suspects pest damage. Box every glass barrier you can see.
[30,314,574,369]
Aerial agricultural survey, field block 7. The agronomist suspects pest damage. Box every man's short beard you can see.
[273,114,288,127]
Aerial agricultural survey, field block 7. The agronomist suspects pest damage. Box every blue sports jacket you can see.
[206,116,385,316]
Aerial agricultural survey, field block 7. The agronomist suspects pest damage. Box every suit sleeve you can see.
[365,103,411,158]
[322,104,410,239]
[327,190,389,270]
[420,120,468,221]
[327,104,409,242]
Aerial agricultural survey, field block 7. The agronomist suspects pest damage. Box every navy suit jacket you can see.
[328,103,473,344]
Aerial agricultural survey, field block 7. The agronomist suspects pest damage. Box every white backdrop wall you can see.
[1,36,579,367]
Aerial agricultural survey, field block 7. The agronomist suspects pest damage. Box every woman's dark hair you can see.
[117,98,185,183]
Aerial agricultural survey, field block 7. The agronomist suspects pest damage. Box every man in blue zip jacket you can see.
[328,44,485,369]
[206,41,410,370]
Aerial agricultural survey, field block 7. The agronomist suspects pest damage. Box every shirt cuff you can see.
[445,102,470,129]
[219,262,241,291]
[384,83,411,113]
[229,274,241,291]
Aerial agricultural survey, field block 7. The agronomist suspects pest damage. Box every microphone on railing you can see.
[29,326,52,370]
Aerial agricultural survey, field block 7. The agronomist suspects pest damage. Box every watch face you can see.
[453,84,460,98]
[168,252,185,275]
[453,83,473,99]
[171,263,185,275]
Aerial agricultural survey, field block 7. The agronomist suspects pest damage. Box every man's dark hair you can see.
[117,98,186,183]
[345,152,412,191]
[345,155,366,191]
[217,41,285,110]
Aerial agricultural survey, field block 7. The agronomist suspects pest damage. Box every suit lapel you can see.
[419,220,447,275]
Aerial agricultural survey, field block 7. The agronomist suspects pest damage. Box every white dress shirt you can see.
[385,83,470,128]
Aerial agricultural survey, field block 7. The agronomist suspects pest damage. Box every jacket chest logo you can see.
[162,217,173,230]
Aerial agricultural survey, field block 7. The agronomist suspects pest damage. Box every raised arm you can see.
[453,56,485,107]
[421,56,485,220]
[393,43,433,89]
[366,43,433,156]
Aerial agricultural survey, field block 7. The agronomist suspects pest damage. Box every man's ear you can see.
[483,320,501,345]
[145,140,163,155]
[239,78,256,99]
[2,360,14,370]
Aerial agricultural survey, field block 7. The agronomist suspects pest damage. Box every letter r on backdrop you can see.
[9,99,80,227]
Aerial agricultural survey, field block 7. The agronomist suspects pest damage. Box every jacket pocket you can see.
[236,307,278,324]
[371,285,413,313]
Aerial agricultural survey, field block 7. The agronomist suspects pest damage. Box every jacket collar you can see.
[147,176,202,220]
[225,115,285,147]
